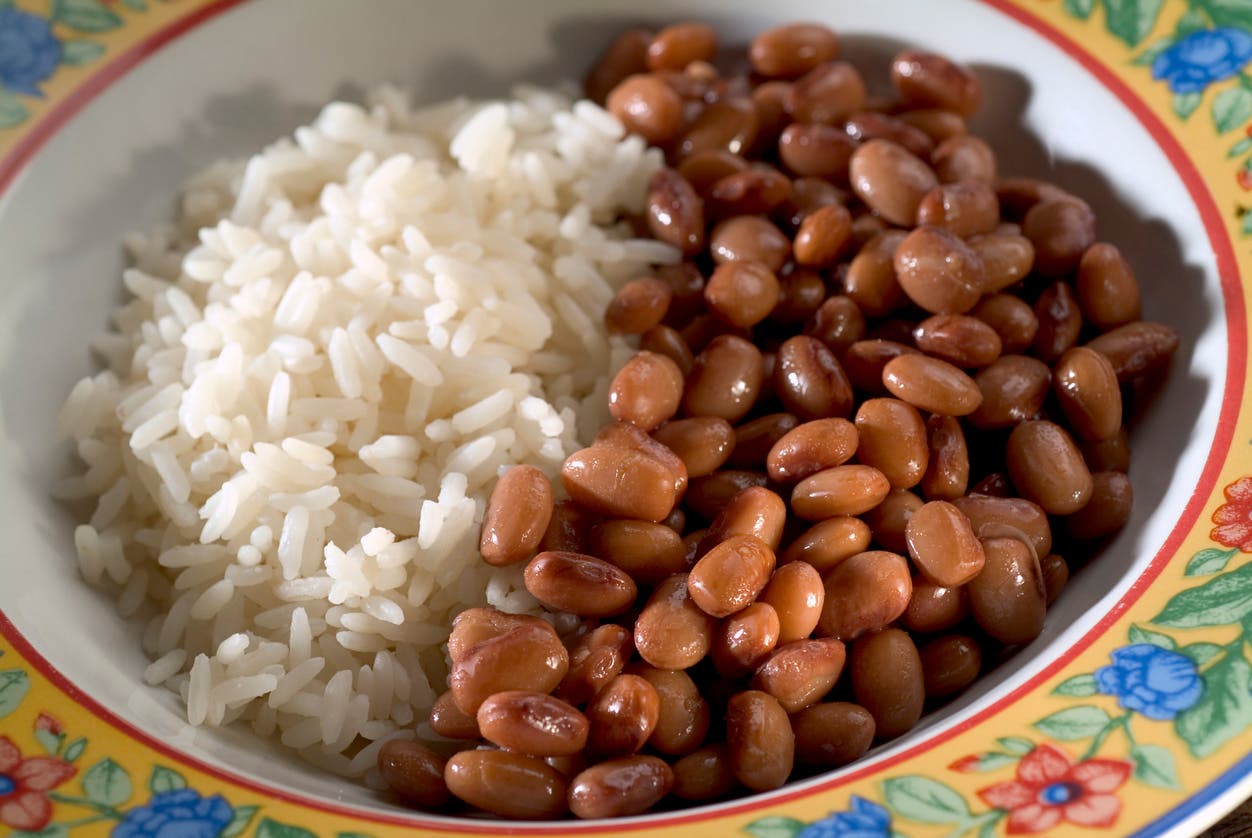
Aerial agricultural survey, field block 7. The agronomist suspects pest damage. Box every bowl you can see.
[0,0,1246,834]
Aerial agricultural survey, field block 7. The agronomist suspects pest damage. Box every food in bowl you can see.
[54,16,1178,822]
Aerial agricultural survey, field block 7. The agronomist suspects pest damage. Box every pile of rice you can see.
[55,84,674,778]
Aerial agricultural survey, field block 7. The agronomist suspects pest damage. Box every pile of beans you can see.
[378,21,1179,820]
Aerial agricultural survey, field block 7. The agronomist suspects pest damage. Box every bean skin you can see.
[969,537,1047,645]
[726,690,795,791]
[855,398,928,489]
[781,516,872,573]
[654,416,735,478]
[477,691,590,756]
[523,551,637,617]
[688,534,777,618]
[792,702,876,767]
[816,550,912,640]
[480,465,554,567]
[444,750,569,819]
[1006,420,1093,515]
[792,464,892,520]
[378,740,450,810]
[568,756,674,819]
[952,493,1053,559]
[850,628,925,739]
[634,574,716,670]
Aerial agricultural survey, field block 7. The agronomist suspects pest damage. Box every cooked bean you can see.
[1022,198,1096,277]
[703,486,788,550]
[952,493,1052,559]
[450,623,570,715]
[844,230,909,317]
[684,335,765,422]
[921,414,969,501]
[672,745,736,801]
[726,690,795,791]
[680,97,759,159]
[585,673,660,757]
[753,637,846,712]
[688,534,776,617]
[844,110,934,158]
[919,634,982,698]
[480,465,554,567]
[709,215,790,271]
[972,471,1016,496]
[787,61,866,124]
[705,261,781,328]
[524,551,637,617]
[864,489,923,554]
[781,516,872,573]
[792,702,876,767]
[916,181,999,237]
[894,226,985,315]
[605,276,672,335]
[855,398,928,489]
[685,470,768,520]
[850,628,925,739]
[379,740,450,810]
[759,561,824,643]
[712,601,781,677]
[807,295,866,356]
[849,139,939,226]
[585,28,653,104]
[778,122,858,179]
[631,666,710,756]
[646,168,704,255]
[607,75,685,144]
[902,576,968,634]
[969,537,1047,645]
[539,499,596,554]
[900,108,967,143]
[557,624,633,706]
[445,750,568,819]
[843,339,920,394]
[816,550,912,639]
[1054,346,1122,441]
[647,22,717,71]
[931,134,996,183]
[609,351,684,431]
[1064,470,1133,540]
[774,335,855,420]
[972,293,1039,354]
[1033,282,1083,363]
[968,354,1051,429]
[751,81,793,155]
[1085,321,1180,383]
[882,353,982,415]
[679,149,750,196]
[766,270,823,326]
[654,416,735,477]
[777,176,845,231]
[634,574,715,669]
[448,607,556,661]
[905,500,985,586]
[794,204,853,267]
[1006,420,1093,515]
[970,232,1035,293]
[562,444,676,522]
[1077,242,1142,330]
[568,756,674,820]
[594,422,687,503]
[430,689,481,739]
[657,261,706,325]
[792,464,891,520]
[477,691,590,756]
[750,23,840,79]
[891,50,981,116]
[731,413,799,469]
[708,168,793,216]
[1040,553,1070,605]
[997,178,1075,224]
[1082,427,1130,473]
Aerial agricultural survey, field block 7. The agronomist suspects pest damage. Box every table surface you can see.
[1208,803,1252,838]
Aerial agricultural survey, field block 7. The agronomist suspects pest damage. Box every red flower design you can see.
[0,736,76,832]
[977,744,1132,834]
[1239,169,1252,190]
[33,714,62,736]
[1211,476,1252,551]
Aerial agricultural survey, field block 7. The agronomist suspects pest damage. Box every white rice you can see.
[56,84,674,774]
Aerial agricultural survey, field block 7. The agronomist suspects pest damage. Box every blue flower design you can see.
[797,795,892,838]
[111,789,234,838]
[0,8,62,98]
[1152,27,1252,93]
[1094,643,1203,720]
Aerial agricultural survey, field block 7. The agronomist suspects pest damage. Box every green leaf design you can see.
[1103,0,1166,46]
[221,805,260,838]
[81,757,132,806]
[1185,547,1239,576]
[51,0,122,32]
[996,736,1035,755]
[963,752,1020,771]
[1131,36,1175,65]
[1129,624,1177,649]
[1180,642,1224,666]
[255,819,318,838]
[744,816,808,838]
[1154,561,1252,627]
[1174,8,1209,35]
[1175,655,1252,757]
[1229,137,1252,158]
[59,40,105,66]
[1243,209,1252,236]
[33,729,61,755]
[1214,86,1252,134]
[1053,673,1099,697]
[1173,91,1204,120]
[0,669,30,718]
[1202,0,1252,30]
[335,833,377,838]
[121,0,147,9]
[1064,0,1097,18]
[147,765,187,794]
[1033,705,1113,740]
[11,826,69,838]
[1132,743,1182,789]
[882,776,971,824]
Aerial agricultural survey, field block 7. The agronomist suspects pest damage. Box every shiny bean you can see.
[712,601,781,677]
[970,232,1035,293]
[781,516,872,573]
[679,149,750,196]
[968,355,1051,429]
[703,486,788,550]
[894,225,985,315]
[844,110,934,158]
[882,353,982,416]
[1033,281,1083,363]
[969,537,1047,645]
[480,465,554,567]
[995,177,1073,220]
[900,108,967,141]
[844,230,909,317]
[562,444,676,523]
[786,61,866,124]
[931,134,996,183]
[653,416,735,477]
[726,690,795,792]
[685,470,768,520]
[1041,553,1070,606]
[607,74,685,144]
[766,418,858,486]
[751,81,792,156]
[680,98,759,159]
[688,534,777,617]
[684,335,765,422]
[849,139,939,226]
[843,339,920,394]
[704,261,781,328]
[759,561,824,643]
[952,493,1053,559]
[855,398,928,489]
[450,623,570,715]
[902,577,968,634]
[752,637,847,712]
[807,295,866,356]
[731,413,799,469]
[1054,346,1122,441]
[778,122,858,179]
[379,740,450,810]
[1082,427,1130,473]
[672,746,736,801]
[913,314,1001,370]
[595,422,688,500]
[972,294,1039,355]
[430,689,481,740]
[708,167,793,216]
[1022,198,1097,277]
[557,624,633,706]
[864,489,923,554]
[646,169,705,255]
[777,176,845,231]
[891,50,982,116]
[919,634,982,698]
[586,673,660,757]
[816,550,912,640]
[1064,470,1133,540]
[657,262,706,326]
[524,551,637,618]
[447,608,555,662]
[774,335,855,420]
[915,181,999,237]
[477,691,590,756]
[1006,420,1093,515]
[568,756,674,820]
[634,574,716,669]
[539,499,596,554]
[585,28,652,104]
[606,276,673,335]
[709,215,791,272]
[647,22,717,71]
[1077,242,1142,330]
[632,667,710,756]
[905,500,985,586]
[608,351,684,431]
[921,414,969,501]
[750,23,841,79]
[794,204,853,267]
[444,750,568,819]
[1085,321,1180,383]
[792,464,892,520]
[772,268,829,324]
[850,628,925,739]
[792,702,876,767]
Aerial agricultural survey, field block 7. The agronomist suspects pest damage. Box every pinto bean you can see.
[849,139,939,226]
[712,601,781,678]
[726,690,795,791]
[568,756,674,820]
[379,740,450,810]
[1085,321,1180,383]
[1054,346,1122,441]
[915,181,999,237]
[850,628,925,739]
[609,350,685,431]
[1064,470,1133,540]
[562,444,677,523]
[972,294,1039,355]
[524,551,637,617]
[1077,242,1142,329]
[585,674,661,758]
[606,276,673,335]
[891,50,982,116]
[855,398,928,489]
[792,702,876,767]
[882,353,982,416]
[774,335,855,420]
[921,414,969,500]
[1006,420,1093,515]
[480,465,554,566]
[634,574,716,670]
[968,537,1047,645]
[816,550,912,640]
[904,500,985,586]
[952,493,1053,559]
[778,122,858,179]
[902,576,968,634]
[646,169,705,255]
[647,22,717,71]
[672,746,737,801]
[931,134,996,183]
[781,516,873,573]
[607,74,685,144]
[477,691,590,756]
[1021,198,1096,277]
[968,355,1051,429]
[919,634,982,698]
[893,226,985,315]
[750,23,841,79]
[444,750,568,819]
[844,230,909,317]
[684,335,765,422]
[786,61,866,124]
[752,637,847,712]
[792,464,892,520]
[688,534,777,617]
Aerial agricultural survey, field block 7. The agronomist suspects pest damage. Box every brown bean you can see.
[709,215,790,272]
[882,353,982,416]
[479,465,554,567]
[750,23,841,79]
[970,233,1035,293]
[843,339,920,394]
[447,607,555,662]
[905,500,985,586]
[630,667,710,756]
[653,416,735,478]
[1054,347,1122,441]
[794,204,852,267]
[647,22,717,71]
[777,176,845,231]
[680,97,759,159]
[1022,198,1096,277]
[816,550,912,640]
[787,61,866,124]
[952,494,1053,559]
[792,702,876,767]
[855,398,928,489]
[646,169,705,255]
[1065,470,1133,540]
[704,261,781,328]
[1006,420,1093,515]
[894,226,985,315]
[607,75,685,144]
[672,745,736,801]
[919,634,982,698]
[585,29,652,104]
[750,81,793,156]
[844,230,909,317]
[568,756,673,820]
[971,471,1017,497]
[606,277,673,335]
[379,739,450,810]
[759,561,825,643]
[902,576,968,634]
[807,295,866,356]
[968,355,1051,429]
[712,601,782,677]
[972,294,1039,354]
[524,551,637,618]
[1033,282,1083,364]
[1085,321,1180,383]
[1077,242,1142,330]
[608,351,685,432]
[688,534,777,618]
[1082,427,1130,473]
[792,464,891,520]
[539,498,596,554]
[726,690,795,792]
[899,109,968,144]
[585,673,660,758]
[685,470,768,520]
[704,486,788,550]
[641,324,696,376]
[557,624,633,706]
[861,488,922,554]
[844,111,935,158]
[1040,553,1069,605]
[916,181,999,237]
[772,268,828,324]
[781,516,872,573]
[476,691,590,756]
[774,335,855,421]
[891,50,981,116]
[562,444,676,523]
[634,574,716,669]
[450,623,570,715]
[708,167,793,217]
[731,413,799,469]
[913,314,1002,370]
[684,335,765,422]
[679,149,750,196]
[444,750,568,819]
[591,420,691,505]
[429,689,481,739]
[753,637,846,712]
[931,134,996,183]
[850,628,925,739]
[849,139,939,226]
[778,122,858,179]
[995,177,1073,220]
[969,537,1047,645]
